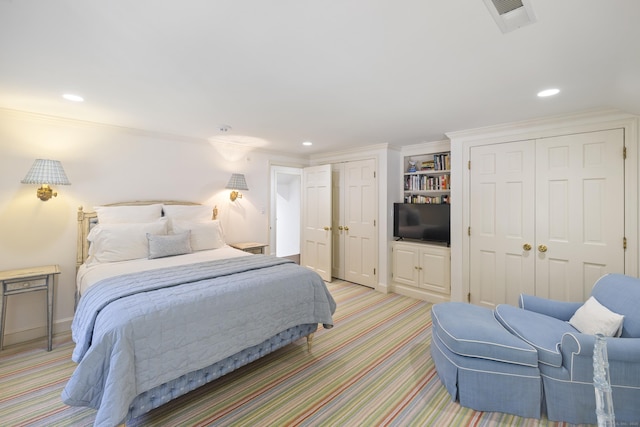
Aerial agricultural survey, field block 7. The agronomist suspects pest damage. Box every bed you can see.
[61,201,336,427]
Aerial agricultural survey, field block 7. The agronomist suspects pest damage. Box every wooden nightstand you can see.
[0,265,60,351]
[229,242,268,255]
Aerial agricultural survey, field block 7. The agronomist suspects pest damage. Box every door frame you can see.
[448,110,639,303]
[269,164,304,257]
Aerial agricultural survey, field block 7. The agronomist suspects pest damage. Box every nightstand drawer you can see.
[5,278,47,292]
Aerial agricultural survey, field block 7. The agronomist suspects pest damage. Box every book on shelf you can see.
[404,174,450,191]
[404,194,451,204]
[407,153,450,172]
[421,160,435,170]
[433,153,450,171]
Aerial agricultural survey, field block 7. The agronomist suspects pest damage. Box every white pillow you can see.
[87,220,168,264]
[569,296,625,337]
[94,204,163,224]
[162,204,213,222]
[171,219,225,251]
[147,231,192,259]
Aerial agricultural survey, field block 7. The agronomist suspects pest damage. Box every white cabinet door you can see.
[392,243,420,287]
[302,164,332,282]
[469,129,625,307]
[418,247,451,294]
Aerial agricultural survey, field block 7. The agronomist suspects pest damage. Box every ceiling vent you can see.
[482,0,536,33]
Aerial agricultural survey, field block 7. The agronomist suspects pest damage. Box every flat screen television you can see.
[393,203,450,245]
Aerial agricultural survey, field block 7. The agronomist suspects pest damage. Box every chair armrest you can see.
[519,294,582,321]
[560,333,640,384]
[562,333,640,363]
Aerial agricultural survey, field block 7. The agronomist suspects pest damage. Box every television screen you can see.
[393,203,450,244]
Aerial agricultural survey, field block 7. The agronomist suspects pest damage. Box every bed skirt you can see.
[127,323,318,421]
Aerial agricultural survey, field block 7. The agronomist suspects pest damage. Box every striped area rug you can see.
[0,281,591,426]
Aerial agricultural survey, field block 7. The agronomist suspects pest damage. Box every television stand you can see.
[390,241,451,304]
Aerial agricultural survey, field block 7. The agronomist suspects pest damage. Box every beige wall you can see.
[0,108,307,346]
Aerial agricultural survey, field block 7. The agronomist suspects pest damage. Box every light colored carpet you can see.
[0,280,590,426]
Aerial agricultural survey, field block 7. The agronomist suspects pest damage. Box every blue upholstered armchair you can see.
[495,273,640,425]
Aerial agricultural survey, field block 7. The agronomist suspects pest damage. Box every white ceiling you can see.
[1,0,639,155]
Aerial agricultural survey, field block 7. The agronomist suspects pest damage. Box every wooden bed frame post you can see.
[307,333,314,352]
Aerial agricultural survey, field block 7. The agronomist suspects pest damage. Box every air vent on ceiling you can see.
[482,0,536,33]
[493,0,523,15]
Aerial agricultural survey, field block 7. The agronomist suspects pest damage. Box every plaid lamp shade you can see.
[21,159,71,185]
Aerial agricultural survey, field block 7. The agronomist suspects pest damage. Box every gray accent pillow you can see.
[147,231,192,259]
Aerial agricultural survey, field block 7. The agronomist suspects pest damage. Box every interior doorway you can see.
[270,166,302,263]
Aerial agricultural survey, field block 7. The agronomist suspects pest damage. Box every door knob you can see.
[523,243,532,251]
[323,226,331,231]
[344,226,349,231]
[338,226,344,231]
[538,244,548,253]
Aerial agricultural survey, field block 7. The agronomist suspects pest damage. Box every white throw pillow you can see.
[569,296,624,337]
[94,204,163,224]
[171,219,225,251]
[162,204,213,222]
[87,220,168,263]
[147,231,192,259]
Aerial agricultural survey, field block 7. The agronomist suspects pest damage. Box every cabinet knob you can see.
[323,226,331,231]
[338,226,344,231]
[538,244,548,253]
[523,243,532,251]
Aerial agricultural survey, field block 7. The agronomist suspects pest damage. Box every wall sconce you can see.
[226,173,248,201]
[21,159,71,201]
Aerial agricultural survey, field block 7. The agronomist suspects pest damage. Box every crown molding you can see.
[309,142,389,164]
[445,108,638,144]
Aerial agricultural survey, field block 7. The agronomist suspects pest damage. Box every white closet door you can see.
[301,164,332,282]
[344,159,377,287]
[469,141,535,308]
[535,129,625,301]
[469,129,625,307]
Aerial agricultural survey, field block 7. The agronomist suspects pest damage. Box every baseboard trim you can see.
[391,283,449,305]
[2,317,72,348]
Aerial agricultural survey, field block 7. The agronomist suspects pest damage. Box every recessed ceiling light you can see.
[302,141,313,146]
[63,93,84,102]
[537,88,560,97]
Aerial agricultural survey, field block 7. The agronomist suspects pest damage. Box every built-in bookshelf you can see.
[403,151,450,204]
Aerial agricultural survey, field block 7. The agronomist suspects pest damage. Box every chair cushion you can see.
[431,302,538,367]
[495,304,577,367]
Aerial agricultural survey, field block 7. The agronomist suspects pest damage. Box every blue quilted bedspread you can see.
[61,256,335,427]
